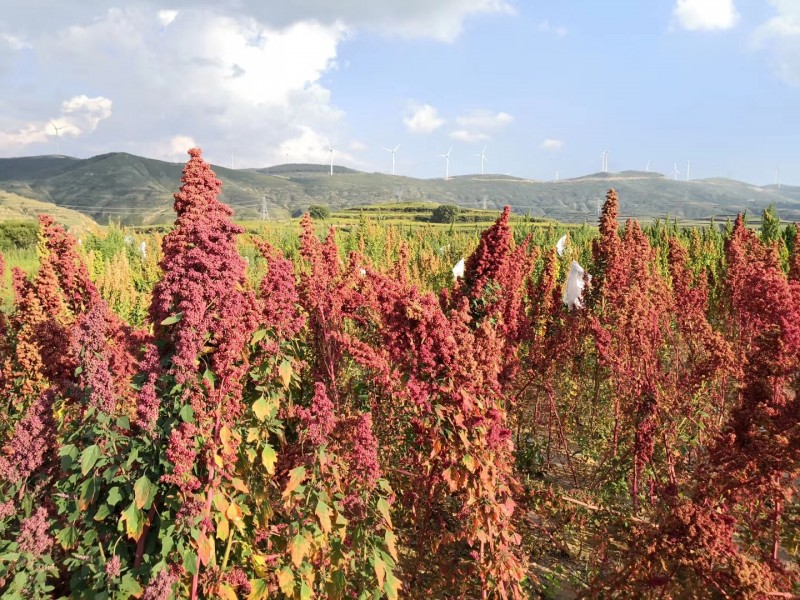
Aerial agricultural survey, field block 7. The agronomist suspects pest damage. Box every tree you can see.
[760,203,781,244]
[430,204,461,224]
[309,204,331,220]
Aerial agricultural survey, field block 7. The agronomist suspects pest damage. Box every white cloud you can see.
[0,33,31,50]
[0,7,348,163]
[541,138,564,151]
[448,108,512,142]
[456,109,513,129]
[538,20,567,36]
[0,123,49,149]
[154,134,197,161]
[349,140,367,151]
[449,129,489,142]
[5,1,514,43]
[0,2,514,162]
[404,103,445,134]
[752,0,800,85]
[157,9,179,27]
[60,95,113,134]
[276,126,359,165]
[0,95,112,153]
[673,0,739,31]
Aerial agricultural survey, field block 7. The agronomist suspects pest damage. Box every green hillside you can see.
[1,153,798,226]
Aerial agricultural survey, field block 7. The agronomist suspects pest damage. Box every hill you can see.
[0,153,798,225]
[0,190,98,232]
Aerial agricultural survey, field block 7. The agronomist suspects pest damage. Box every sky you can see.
[0,0,797,185]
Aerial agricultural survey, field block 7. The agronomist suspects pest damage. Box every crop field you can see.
[0,150,799,599]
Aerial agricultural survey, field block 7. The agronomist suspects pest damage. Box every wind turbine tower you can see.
[439,147,452,180]
[475,146,488,175]
[686,160,691,182]
[645,160,651,173]
[602,150,609,173]
[383,144,400,175]
[50,121,63,155]
[327,142,334,176]
[673,163,680,181]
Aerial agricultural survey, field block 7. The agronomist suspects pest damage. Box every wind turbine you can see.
[439,147,452,180]
[327,142,334,176]
[686,160,691,182]
[645,160,651,173]
[474,145,488,175]
[50,121,63,155]
[382,144,400,175]
[601,150,609,173]
[556,171,560,182]
[672,163,680,181]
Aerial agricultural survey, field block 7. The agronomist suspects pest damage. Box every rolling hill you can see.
[0,190,99,232]
[0,153,797,226]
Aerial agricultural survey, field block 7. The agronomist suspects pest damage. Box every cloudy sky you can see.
[0,0,797,184]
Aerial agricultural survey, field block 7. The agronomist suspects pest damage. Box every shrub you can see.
[308,204,331,220]
[0,221,38,251]
[430,204,461,223]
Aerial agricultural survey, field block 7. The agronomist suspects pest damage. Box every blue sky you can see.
[0,1,797,184]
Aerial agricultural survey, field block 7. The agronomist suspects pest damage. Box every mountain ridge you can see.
[0,152,797,226]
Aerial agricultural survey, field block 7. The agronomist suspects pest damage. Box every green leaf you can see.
[134,475,154,510]
[55,526,78,550]
[121,502,144,541]
[261,444,277,475]
[315,499,332,533]
[179,404,195,423]
[251,328,267,345]
[161,531,175,557]
[59,444,78,470]
[252,397,271,421]
[325,571,346,599]
[282,466,306,498]
[376,497,392,526]
[300,581,312,600]
[203,368,216,387]
[116,415,131,430]
[278,360,293,388]
[384,570,401,600]
[248,579,268,600]
[385,529,398,561]
[119,573,143,596]
[79,477,97,510]
[462,454,476,473]
[290,532,308,567]
[80,444,101,476]
[107,487,122,507]
[94,504,112,522]
[160,312,184,325]
[183,549,198,575]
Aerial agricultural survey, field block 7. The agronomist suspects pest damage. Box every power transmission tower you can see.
[261,196,269,221]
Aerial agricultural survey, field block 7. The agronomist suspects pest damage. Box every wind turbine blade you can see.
[394,144,400,151]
